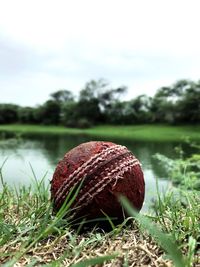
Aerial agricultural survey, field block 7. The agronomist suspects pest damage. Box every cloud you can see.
[0,0,200,106]
[0,36,42,77]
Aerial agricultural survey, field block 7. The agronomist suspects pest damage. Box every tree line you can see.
[0,79,200,128]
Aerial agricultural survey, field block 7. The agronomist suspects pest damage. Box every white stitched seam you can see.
[72,158,140,214]
[77,156,138,198]
[55,144,129,204]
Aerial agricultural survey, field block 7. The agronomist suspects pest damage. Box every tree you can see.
[77,98,102,125]
[175,81,200,123]
[0,104,19,124]
[50,89,74,103]
[61,101,78,127]
[150,85,177,123]
[40,100,61,125]
[149,79,200,124]
[129,95,152,123]
[78,79,127,125]
[18,107,36,124]
[79,79,127,110]
[105,101,131,124]
[171,79,195,97]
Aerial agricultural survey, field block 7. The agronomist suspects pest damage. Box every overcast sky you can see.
[0,0,200,106]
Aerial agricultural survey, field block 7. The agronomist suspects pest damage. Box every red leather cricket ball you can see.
[50,141,145,225]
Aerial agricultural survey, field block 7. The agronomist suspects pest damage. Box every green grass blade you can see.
[70,254,118,267]
[119,195,185,267]
[100,210,116,230]
[55,178,84,219]
[0,157,8,187]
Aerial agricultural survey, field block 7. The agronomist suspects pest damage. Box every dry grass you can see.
[1,224,174,267]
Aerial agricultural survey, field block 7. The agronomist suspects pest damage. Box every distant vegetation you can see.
[0,78,200,128]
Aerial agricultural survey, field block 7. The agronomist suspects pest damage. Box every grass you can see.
[120,196,186,267]
[0,162,200,266]
[0,123,200,142]
[0,172,160,266]
[154,143,200,189]
[0,128,200,266]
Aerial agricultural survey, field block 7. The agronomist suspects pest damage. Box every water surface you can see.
[0,134,191,211]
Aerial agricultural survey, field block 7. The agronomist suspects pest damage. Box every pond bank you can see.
[0,124,200,142]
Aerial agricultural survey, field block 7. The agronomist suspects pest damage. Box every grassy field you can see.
[0,125,200,266]
[0,173,199,266]
[0,124,200,142]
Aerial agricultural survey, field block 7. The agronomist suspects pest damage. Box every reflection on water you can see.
[0,134,192,211]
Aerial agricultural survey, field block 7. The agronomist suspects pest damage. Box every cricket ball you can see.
[50,141,145,225]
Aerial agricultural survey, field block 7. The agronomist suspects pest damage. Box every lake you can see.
[0,134,192,211]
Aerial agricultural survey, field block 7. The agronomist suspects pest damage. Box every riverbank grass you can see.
[0,124,200,142]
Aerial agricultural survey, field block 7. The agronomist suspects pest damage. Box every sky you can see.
[0,0,200,106]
